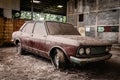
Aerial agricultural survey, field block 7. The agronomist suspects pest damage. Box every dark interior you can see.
[20,0,68,15]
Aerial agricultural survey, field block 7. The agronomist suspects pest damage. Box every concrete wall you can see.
[0,0,20,18]
[67,0,120,43]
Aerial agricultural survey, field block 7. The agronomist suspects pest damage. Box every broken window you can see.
[79,14,84,22]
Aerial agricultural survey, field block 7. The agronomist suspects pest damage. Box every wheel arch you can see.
[14,38,20,45]
[49,46,69,61]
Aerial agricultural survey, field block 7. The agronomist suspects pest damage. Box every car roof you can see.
[25,20,45,23]
[25,20,73,26]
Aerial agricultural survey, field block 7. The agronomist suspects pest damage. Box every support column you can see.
[95,0,99,38]
[4,9,12,18]
[31,0,33,20]
[118,9,120,43]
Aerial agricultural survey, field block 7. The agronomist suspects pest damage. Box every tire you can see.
[17,42,25,55]
[53,49,66,69]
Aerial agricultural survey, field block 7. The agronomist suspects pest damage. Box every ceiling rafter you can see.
[20,0,67,15]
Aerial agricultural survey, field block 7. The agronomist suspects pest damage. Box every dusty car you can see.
[12,21,112,69]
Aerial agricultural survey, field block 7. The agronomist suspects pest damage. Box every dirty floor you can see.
[0,47,120,80]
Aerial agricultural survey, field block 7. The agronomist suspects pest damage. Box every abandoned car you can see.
[12,21,112,69]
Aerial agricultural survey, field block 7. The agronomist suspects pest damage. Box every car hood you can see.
[53,35,112,46]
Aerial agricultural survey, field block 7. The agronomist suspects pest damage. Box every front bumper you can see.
[70,53,112,64]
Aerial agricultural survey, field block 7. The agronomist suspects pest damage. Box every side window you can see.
[33,22,47,35]
[46,22,60,35]
[22,22,34,33]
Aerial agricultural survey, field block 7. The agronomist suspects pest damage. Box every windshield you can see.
[46,21,80,35]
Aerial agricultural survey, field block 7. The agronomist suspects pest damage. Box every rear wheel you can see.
[53,49,66,69]
[17,42,25,55]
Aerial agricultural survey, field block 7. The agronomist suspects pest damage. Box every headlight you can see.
[86,48,91,55]
[79,48,84,55]
[106,47,111,52]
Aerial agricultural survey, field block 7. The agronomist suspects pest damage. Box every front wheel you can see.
[53,49,66,69]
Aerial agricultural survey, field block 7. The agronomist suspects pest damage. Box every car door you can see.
[32,22,49,58]
[20,22,35,50]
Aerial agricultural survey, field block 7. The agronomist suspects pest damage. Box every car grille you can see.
[90,46,106,55]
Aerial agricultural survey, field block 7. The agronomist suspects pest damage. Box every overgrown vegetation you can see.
[20,11,66,22]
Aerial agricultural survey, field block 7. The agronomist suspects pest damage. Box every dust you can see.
[0,47,120,80]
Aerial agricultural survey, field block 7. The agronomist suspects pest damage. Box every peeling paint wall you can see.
[0,0,20,18]
[67,0,120,43]
[97,10,119,25]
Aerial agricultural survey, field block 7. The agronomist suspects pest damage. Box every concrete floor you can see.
[0,47,120,80]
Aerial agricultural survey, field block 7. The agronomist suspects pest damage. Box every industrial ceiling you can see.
[20,0,67,15]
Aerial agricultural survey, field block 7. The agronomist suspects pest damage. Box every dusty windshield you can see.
[46,21,80,35]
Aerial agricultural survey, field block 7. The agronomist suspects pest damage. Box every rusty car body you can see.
[12,21,112,69]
